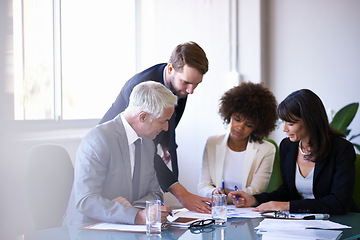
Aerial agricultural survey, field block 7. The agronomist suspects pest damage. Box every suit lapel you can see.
[137,142,147,198]
[242,140,257,186]
[114,116,133,201]
[216,134,228,187]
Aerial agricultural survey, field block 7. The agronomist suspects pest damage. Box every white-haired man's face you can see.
[138,106,174,139]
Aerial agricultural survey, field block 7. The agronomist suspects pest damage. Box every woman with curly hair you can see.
[198,82,278,203]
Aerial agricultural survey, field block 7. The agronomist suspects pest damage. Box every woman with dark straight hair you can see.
[230,89,357,214]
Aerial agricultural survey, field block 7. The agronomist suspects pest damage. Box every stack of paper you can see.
[255,219,351,240]
[166,217,204,228]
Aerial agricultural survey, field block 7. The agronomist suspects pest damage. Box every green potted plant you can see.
[330,102,360,152]
[330,103,360,209]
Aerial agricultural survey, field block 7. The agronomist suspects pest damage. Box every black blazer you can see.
[254,136,356,214]
[100,64,187,191]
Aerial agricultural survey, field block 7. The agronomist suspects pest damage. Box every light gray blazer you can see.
[198,132,275,198]
[62,114,162,226]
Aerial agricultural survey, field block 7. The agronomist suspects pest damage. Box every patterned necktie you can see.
[132,139,141,201]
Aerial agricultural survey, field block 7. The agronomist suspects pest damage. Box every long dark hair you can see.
[277,89,344,161]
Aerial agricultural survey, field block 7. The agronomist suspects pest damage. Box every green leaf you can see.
[330,103,359,134]
[344,129,351,136]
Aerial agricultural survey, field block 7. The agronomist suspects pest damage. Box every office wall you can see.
[264,0,360,144]
[136,0,234,206]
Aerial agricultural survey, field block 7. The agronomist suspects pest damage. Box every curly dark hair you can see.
[219,82,277,142]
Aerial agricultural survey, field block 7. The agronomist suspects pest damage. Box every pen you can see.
[222,180,225,191]
[303,214,330,220]
[234,185,239,201]
[157,199,173,216]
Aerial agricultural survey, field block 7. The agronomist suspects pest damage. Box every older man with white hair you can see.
[63,81,176,226]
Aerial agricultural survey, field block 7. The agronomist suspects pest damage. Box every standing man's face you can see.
[167,64,203,99]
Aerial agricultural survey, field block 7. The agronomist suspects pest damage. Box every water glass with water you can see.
[146,199,162,235]
[212,193,227,225]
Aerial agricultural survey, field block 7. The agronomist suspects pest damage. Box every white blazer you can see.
[198,132,275,199]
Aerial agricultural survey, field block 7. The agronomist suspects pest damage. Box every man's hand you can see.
[160,204,172,222]
[228,190,258,208]
[112,196,132,206]
[134,203,172,225]
[134,209,146,225]
[170,183,211,214]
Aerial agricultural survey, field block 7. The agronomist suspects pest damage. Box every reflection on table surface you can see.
[22,218,263,240]
[22,213,360,240]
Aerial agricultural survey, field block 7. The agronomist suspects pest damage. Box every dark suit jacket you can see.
[254,136,356,214]
[100,64,187,191]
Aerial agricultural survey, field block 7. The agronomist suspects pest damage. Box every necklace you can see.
[299,140,311,156]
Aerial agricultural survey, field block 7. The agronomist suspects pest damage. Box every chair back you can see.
[25,144,74,230]
[264,138,282,193]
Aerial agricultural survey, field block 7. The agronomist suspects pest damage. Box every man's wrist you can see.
[167,181,179,192]
[169,182,189,199]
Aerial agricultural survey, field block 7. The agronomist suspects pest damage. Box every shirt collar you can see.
[163,65,170,90]
[120,112,141,145]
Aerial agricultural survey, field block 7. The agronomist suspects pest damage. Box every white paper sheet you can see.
[170,208,212,219]
[226,206,263,218]
[257,229,343,240]
[255,219,351,230]
[82,222,146,232]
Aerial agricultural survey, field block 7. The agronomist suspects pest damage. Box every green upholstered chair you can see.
[354,154,360,210]
[264,138,282,193]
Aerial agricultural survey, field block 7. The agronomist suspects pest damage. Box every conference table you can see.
[22,213,360,240]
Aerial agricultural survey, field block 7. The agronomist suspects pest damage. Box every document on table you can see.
[170,206,262,219]
[171,208,211,219]
[81,222,146,232]
[257,229,343,240]
[227,206,263,218]
[255,218,350,240]
[255,219,351,230]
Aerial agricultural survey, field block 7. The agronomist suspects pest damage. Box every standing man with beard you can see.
[100,41,211,213]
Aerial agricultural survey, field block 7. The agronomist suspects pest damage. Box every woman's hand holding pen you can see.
[213,180,228,196]
[213,187,229,196]
[228,190,258,208]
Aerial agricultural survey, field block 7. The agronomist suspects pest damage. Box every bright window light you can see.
[13,0,136,120]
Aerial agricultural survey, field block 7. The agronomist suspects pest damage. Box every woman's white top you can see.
[223,147,246,191]
[295,161,315,199]
[198,132,276,199]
